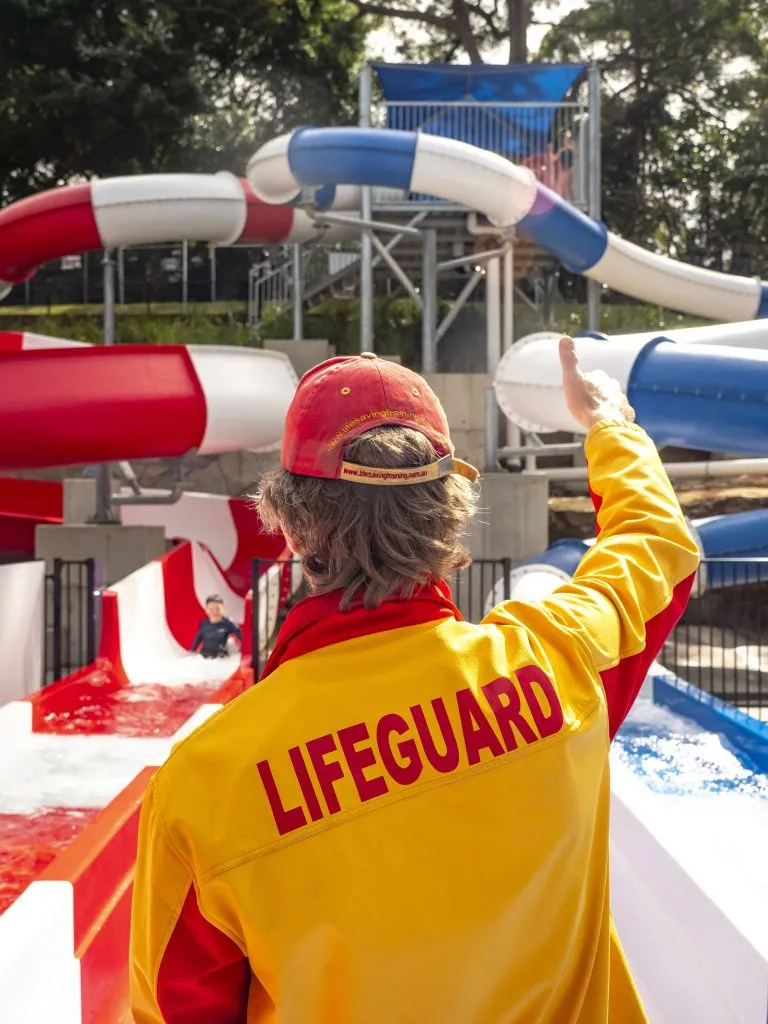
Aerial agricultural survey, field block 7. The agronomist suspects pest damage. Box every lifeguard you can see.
[130,340,700,1024]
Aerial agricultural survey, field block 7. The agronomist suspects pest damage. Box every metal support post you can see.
[502,244,520,456]
[210,245,217,303]
[292,244,304,339]
[181,239,189,308]
[587,63,602,333]
[117,248,125,305]
[486,256,502,374]
[502,244,514,351]
[358,64,374,352]
[484,388,500,472]
[93,250,118,523]
[421,229,438,373]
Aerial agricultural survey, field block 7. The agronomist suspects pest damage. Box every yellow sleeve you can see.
[129,778,190,1023]
[129,778,250,1023]
[484,420,700,736]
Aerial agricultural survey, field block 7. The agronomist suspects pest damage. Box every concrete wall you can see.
[263,339,334,379]
[0,560,44,704]
[424,372,491,470]
[35,524,166,587]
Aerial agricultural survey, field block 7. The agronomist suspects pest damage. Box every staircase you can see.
[248,244,360,327]
[247,212,562,332]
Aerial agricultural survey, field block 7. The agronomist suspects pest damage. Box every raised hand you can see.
[559,336,636,431]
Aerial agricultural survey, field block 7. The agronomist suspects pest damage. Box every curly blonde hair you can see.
[256,426,479,610]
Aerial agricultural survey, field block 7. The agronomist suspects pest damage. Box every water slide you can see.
[246,126,768,322]
[0,332,297,469]
[0,172,379,301]
[0,177,317,1017]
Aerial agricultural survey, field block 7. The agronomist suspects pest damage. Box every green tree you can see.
[0,0,367,203]
[539,0,768,272]
[347,0,558,63]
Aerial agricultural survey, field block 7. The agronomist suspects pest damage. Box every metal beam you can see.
[371,234,421,305]
[435,270,482,344]
[587,63,602,332]
[497,442,584,459]
[358,64,374,353]
[311,210,422,237]
[292,244,304,339]
[93,250,118,524]
[421,229,438,373]
[437,245,508,274]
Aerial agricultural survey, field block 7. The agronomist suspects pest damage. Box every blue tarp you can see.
[374,63,588,158]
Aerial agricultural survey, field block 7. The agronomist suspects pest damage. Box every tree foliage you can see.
[353,0,768,276]
[0,0,366,202]
[2,0,766,283]
[538,0,768,273]
[348,0,561,64]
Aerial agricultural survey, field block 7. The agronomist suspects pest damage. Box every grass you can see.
[0,300,245,318]
[0,298,715,355]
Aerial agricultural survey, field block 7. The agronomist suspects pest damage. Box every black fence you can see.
[659,558,768,712]
[45,558,98,684]
[250,557,513,677]
[250,555,768,713]
[5,243,264,310]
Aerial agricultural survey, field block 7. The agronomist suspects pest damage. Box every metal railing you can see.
[250,557,512,677]
[45,558,99,684]
[377,100,589,209]
[250,554,768,714]
[248,245,360,326]
[660,558,768,712]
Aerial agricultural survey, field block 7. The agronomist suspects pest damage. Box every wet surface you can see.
[35,679,227,737]
[0,807,98,915]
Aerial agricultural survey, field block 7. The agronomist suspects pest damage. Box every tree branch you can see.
[451,0,484,62]
[346,1,453,31]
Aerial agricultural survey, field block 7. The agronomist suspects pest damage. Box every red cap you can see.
[281,353,479,486]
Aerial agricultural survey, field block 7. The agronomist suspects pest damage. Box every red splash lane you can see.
[0,808,99,915]
[34,678,227,737]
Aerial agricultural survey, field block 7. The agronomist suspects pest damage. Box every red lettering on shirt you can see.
[259,666,567,838]
[289,745,324,822]
[306,733,345,814]
[515,665,564,738]
[338,722,389,803]
[411,697,460,773]
[482,677,538,749]
[257,759,306,836]
[455,688,504,765]
[377,713,423,785]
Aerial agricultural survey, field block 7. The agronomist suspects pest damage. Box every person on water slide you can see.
[189,593,242,659]
[130,339,699,1024]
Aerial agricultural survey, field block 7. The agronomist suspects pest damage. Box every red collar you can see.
[260,579,462,680]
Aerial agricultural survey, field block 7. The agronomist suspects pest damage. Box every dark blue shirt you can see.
[190,617,242,657]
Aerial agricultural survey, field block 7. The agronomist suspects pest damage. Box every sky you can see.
[366,1,586,63]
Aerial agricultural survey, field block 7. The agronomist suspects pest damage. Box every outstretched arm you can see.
[485,338,700,737]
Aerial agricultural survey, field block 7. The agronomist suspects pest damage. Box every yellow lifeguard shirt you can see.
[130,420,699,1024]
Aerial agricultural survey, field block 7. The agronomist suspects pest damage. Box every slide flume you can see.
[247,127,768,322]
[0,343,297,468]
[0,173,378,300]
[493,329,768,456]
